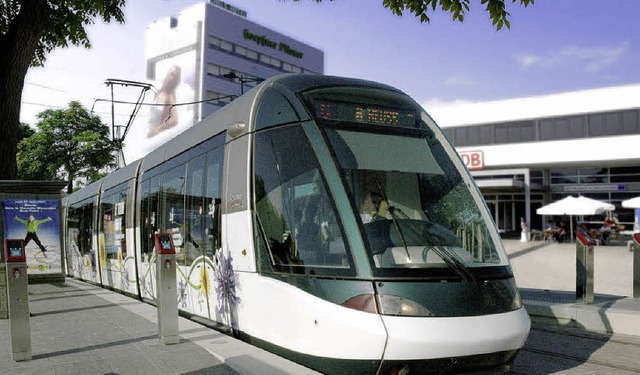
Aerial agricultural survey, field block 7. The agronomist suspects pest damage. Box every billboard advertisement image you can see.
[2,198,61,274]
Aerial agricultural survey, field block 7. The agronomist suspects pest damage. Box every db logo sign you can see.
[460,151,484,170]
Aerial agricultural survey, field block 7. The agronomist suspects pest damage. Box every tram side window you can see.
[205,147,224,255]
[69,202,94,256]
[185,155,207,263]
[100,187,127,260]
[82,204,94,256]
[68,205,87,256]
[254,125,352,275]
[67,207,81,255]
[140,176,159,255]
[160,165,187,264]
[255,88,301,130]
[100,195,115,259]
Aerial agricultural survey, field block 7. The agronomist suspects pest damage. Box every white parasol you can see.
[537,196,615,241]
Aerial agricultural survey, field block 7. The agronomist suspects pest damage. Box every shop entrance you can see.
[485,194,544,236]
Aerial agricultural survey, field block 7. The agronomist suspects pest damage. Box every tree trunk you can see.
[0,1,51,180]
[67,174,74,195]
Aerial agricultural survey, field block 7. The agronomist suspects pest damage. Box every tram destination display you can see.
[314,100,416,127]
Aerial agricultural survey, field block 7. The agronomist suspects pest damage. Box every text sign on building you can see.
[243,29,304,58]
[209,0,247,18]
[459,150,485,170]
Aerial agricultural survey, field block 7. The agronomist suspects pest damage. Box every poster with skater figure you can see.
[2,198,61,274]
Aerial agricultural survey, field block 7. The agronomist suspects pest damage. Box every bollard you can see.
[4,239,31,361]
[576,232,595,304]
[634,233,640,299]
[154,233,179,344]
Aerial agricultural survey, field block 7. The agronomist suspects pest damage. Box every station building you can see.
[136,0,323,159]
[430,84,640,235]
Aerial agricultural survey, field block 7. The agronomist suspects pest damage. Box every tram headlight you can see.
[342,294,434,316]
[378,294,434,317]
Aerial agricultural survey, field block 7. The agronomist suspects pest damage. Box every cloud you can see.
[516,42,629,72]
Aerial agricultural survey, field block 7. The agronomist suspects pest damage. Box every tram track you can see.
[517,346,640,373]
[531,322,640,348]
[510,323,640,374]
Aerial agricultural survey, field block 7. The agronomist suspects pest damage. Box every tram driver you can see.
[360,192,384,224]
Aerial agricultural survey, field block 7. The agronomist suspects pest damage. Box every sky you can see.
[20,0,640,156]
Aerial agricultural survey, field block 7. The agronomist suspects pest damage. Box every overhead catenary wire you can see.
[90,95,238,110]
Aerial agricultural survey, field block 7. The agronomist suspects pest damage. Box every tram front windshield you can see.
[302,86,510,279]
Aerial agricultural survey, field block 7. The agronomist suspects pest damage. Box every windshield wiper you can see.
[370,178,475,282]
[373,177,412,261]
[428,244,476,283]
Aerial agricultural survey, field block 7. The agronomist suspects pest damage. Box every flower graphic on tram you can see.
[213,250,240,316]
[178,279,188,308]
[200,265,210,297]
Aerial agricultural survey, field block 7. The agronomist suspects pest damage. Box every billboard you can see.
[124,9,203,163]
[147,50,198,140]
[2,198,61,274]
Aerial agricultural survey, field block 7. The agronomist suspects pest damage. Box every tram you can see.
[63,74,530,374]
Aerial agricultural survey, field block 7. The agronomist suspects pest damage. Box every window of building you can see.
[220,40,233,52]
[260,54,281,68]
[539,116,584,141]
[235,45,247,57]
[538,119,555,141]
[588,111,635,137]
[441,128,454,144]
[610,166,640,183]
[207,63,220,76]
[454,127,470,146]
[550,169,579,184]
[236,45,259,61]
[246,49,258,60]
[622,110,639,133]
[209,35,221,48]
[206,90,233,105]
[283,62,302,73]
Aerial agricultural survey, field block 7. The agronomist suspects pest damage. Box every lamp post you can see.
[223,72,265,95]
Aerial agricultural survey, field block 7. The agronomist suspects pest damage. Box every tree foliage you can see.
[296,0,534,30]
[17,101,118,194]
[18,122,35,141]
[0,0,125,180]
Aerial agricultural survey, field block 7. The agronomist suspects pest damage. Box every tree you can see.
[17,101,118,194]
[0,1,125,180]
[18,122,35,141]
[297,0,534,30]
